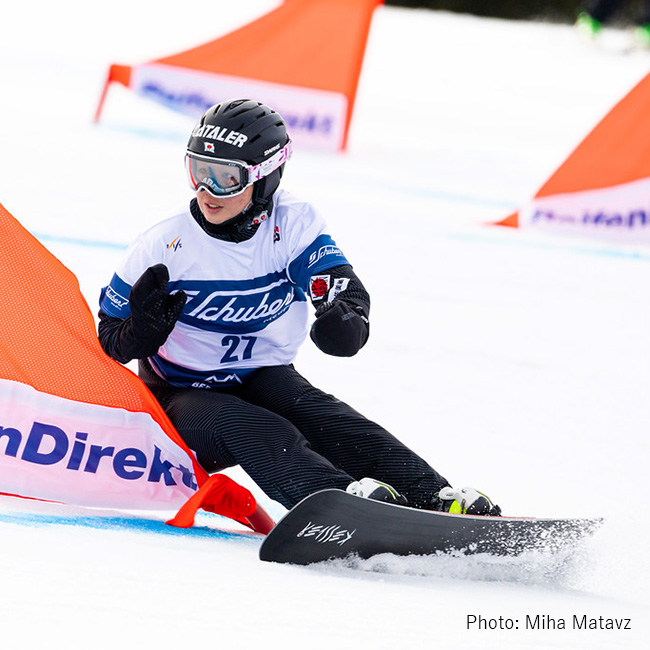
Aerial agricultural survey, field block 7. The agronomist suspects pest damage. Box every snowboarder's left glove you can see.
[310,300,369,357]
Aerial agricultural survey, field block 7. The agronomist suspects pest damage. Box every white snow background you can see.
[1,2,649,648]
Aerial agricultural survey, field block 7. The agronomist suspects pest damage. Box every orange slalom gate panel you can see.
[156,0,380,97]
[95,0,383,151]
[0,202,271,532]
[537,70,650,198]
[495,70,650,240]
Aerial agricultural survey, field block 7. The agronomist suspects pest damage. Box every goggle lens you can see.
[186,155,249,197]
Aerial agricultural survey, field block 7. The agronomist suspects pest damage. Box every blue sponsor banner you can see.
[0,419,197,489]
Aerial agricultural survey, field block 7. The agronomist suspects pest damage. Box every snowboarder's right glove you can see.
[128,263,187,357]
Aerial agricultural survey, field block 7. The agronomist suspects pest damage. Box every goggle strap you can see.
[248,141,293,183]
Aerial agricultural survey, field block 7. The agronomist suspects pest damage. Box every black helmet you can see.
[186,99,292,210]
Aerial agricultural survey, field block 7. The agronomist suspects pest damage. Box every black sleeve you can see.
[97,310,149,364]
[308,264,370,317]
[308,264,371,357]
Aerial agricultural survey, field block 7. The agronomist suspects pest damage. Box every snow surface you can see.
[1,2,649,648]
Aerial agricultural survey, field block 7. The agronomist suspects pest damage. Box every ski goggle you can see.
[185,141,292,198]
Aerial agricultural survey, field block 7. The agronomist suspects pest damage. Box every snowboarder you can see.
[97,99,501,517]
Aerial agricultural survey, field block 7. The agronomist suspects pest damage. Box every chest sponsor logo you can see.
[183,279,296,332]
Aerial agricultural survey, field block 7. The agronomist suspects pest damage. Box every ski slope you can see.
[1,2,649,648]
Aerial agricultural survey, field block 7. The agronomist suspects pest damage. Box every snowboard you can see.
[259,489,603,565]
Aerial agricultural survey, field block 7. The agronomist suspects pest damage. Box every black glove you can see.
[310,300,369,357]
[129,264,187,356]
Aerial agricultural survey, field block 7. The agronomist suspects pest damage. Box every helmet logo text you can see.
[192,124,248,148]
